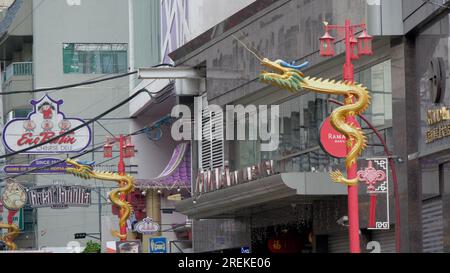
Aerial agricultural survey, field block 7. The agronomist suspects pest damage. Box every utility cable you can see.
[0,86,169,160]
[0,63,173,95]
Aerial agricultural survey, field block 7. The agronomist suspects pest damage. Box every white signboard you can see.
[2,95,91,154]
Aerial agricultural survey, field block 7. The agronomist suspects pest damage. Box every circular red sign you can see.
[319,117,347,158]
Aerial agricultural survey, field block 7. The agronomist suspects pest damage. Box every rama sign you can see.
[2,95,91,154]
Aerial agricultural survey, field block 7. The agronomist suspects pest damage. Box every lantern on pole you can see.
[125,137,135,158]
[103,143,113,158]
[350,36,359,60]
[319,23,335,57]
[319,31,335,57]
[357,29,373,56]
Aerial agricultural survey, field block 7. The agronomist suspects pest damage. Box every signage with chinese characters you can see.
[357,158,390,230]
[319,117,347,158]
[196,161,275,194]
[149,237,167,253]
[134,217,160,235]
[2,95,91,154]
[27,185,91,209]
[1,183,27,211]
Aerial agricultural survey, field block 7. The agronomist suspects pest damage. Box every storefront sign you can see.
[319,117,347,158]
[27,185,91,209]
[424,58,450,144]
[2,95,91,154]
[149,237,167,253]
[3,158,131,175]
[1,183,27,211]
[134,217,160,234]
[196,161,275,194]
[3,158,71,175]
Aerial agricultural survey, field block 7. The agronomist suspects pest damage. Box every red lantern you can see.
[319,31,335,57]
[358,29,373,56]
[350,36,359,60]
[103,143,113,158]
[125,142,135,158]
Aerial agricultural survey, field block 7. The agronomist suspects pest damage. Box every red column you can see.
[343,19,361,253]
[118,135,127,241]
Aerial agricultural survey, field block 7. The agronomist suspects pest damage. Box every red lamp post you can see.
[103,135,135,241]
[319,20,373,253]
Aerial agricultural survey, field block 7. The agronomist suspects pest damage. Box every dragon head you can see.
[65,159,95,180]
[260,58,309,93]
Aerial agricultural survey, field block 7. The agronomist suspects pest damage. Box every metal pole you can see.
[343,19,361,254]
[98,187,102,244]
[329,98,402,252]
[118,135,126,241]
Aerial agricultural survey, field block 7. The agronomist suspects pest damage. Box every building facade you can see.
[171,0,402,253]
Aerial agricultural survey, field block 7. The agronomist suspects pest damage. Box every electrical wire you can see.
[0,84,175,181]
[0,76,174,160]
[0,64,173,96]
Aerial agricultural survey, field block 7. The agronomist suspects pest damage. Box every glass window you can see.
[355,60,392,127]
[232,60,393,172]
[4,108,32,124]
[63,43,128,74]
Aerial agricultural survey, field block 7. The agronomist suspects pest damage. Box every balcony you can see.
[2,62,33,83]
[1,62,33,117]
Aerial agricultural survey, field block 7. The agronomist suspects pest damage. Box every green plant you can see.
[82,241,101,253]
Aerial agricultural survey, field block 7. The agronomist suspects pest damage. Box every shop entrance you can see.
[251,222,313,254]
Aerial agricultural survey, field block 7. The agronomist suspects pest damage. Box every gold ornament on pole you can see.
[65,159,135,240]
[0,223,20,251]
[259,57,371,185]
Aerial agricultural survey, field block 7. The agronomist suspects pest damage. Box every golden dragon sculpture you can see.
[259,58,371,185]
[65,159,135,240]
[0,223,20,251]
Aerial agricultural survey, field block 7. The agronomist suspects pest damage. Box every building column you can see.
[442,162,450,252]
[391,37,422,252]
[142,189,161,253]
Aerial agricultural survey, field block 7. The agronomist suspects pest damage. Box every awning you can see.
[176,172,347,219]
[136,143,191,189]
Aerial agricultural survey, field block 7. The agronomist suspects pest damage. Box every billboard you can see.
[2,95,91,154]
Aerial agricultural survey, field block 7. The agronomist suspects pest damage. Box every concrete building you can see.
[0,0,130,250]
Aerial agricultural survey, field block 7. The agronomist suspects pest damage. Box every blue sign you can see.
[3,158,71,175]
[241,247,250,254]
[149,237,167,253]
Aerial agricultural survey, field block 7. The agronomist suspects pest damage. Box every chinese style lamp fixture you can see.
[350,36,359,60]
[357,29,373,56]
[124,137,135,158]
[319,22,335,57]
[103,143,113,158]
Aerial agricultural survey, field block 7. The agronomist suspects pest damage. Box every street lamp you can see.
[357,29,374,56]
[319,20,373,254]
[102,135,136,241]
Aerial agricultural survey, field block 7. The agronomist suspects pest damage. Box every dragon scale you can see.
[260,58,371,185]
